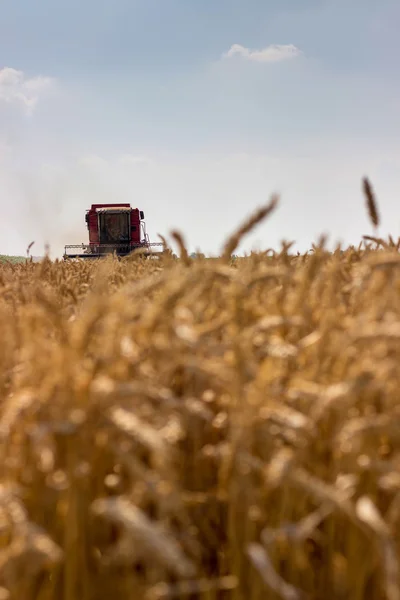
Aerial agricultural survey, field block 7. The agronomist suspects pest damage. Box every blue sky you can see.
[0,0,399,256]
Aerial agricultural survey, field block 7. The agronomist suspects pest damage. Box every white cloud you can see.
[78,154,109,170]
[78,154,153,171]
[222,43,301,63]
[118,154,153,167]
[0,67,54,115]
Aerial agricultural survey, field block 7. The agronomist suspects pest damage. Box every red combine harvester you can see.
[63,203,163,260]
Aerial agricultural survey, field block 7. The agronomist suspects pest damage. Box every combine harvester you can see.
[63,203,164,260]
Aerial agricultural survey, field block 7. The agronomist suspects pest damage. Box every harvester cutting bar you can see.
[63,243,163,260]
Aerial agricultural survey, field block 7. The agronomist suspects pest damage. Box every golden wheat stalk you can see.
[170,231,190,266]
[221,194,279,261]
[363,177,380,228]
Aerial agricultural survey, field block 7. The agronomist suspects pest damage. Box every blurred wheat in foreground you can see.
[1,189,400,600]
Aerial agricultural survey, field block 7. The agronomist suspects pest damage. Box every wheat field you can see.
[0,183,399,600]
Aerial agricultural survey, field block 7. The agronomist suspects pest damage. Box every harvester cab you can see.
[63,203,163,259]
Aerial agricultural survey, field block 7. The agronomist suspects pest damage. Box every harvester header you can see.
[63,203,163,259]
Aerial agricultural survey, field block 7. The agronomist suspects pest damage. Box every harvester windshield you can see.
[98,209,130,244]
